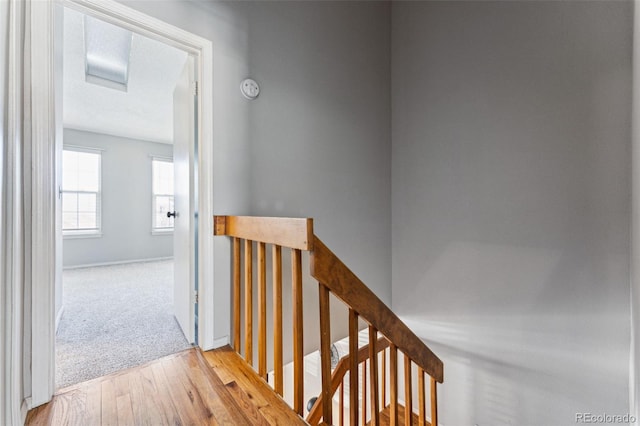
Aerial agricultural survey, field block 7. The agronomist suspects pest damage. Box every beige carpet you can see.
[55,260,192,389]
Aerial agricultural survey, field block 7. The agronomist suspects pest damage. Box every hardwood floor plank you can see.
[184,349,250,425]
[26,347,305,426]
[138,364,174,426]
[224,381,271,426]
[84,381,102,426]
[50,388,87,426]
[101,379,118,426]
[128,370,163,426]
[150,359,186,425]
[202,346,307,425]
[157,354,207,425]
[370,405,423,426]
[116,394,134,425]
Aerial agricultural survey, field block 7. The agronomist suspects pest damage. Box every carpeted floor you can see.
[56,260,192,389]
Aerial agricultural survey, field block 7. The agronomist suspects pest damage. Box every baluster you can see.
[418,367,425,426]
[244,239,253,365]
[233,237,241,353]
[319,283,332,423]
[258,242,267,378]
[430,377,438,426]
[381,346,387,408]
[292,248,304,415]
[349,309,359,426]
[272,245,283,396]
[390,344,398,426]
[404,355,412,426]
[339,379,344,426]
[361,362,367,426]
[369,326,379,425]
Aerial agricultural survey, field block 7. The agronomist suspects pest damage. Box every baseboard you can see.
[63,256,174,270]
[55,306,64,334]
[206,335,229,351]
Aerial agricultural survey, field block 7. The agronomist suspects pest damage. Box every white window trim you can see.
[62,146,103,237]
[151,156,174,234]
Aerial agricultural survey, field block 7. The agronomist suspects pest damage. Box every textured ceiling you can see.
[63,8,188,144]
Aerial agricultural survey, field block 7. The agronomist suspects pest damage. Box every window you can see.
[62,148,101,235]
[152,158,174,232]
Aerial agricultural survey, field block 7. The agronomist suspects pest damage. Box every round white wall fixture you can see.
[241,78,260,100]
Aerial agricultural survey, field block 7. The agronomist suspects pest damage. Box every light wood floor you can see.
[26,346,306,425]
[370,405,424,426]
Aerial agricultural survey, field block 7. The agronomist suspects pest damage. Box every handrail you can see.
[306,337,390,425]
[214,215,314,250]
[311,236,444,383]
[213,215,443,425]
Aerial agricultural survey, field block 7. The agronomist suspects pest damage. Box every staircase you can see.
[214,216,443,426]
[27,215,443,425]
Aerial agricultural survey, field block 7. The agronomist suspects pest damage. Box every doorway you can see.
[24,0,215,407]
[54,6,200,389]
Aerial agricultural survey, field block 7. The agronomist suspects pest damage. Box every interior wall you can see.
[244,0,391,355]
[119,0,391,353]
[119,0,253,346]
[632,0,640,419]
[391,1,632,425]
[62,129,173,268]
[0,0,9,421]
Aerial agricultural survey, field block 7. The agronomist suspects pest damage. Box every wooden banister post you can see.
[244,239,253,365]
[404,355,412,426]
[390,344,398,426]
[233,237,241,353]
[292,248,304,415]
[319,284,332,424]
[349,309,359,426]
[369,326,380,426]
[430,377,438,426]
[272,245,283,396]
[257,242,267,379]
[418,367,426,426]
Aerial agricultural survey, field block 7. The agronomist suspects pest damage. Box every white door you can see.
[173,56,196,343]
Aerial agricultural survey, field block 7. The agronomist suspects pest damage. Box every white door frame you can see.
[27,0,215,407]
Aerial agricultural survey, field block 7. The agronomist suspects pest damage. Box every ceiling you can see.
[63,8,188,144]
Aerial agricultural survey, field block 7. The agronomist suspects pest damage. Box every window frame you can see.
[151,156,175,235]
[61,145,103,238]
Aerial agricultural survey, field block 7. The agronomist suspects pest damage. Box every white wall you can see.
[392,1,632,425]
[62,129,173,268]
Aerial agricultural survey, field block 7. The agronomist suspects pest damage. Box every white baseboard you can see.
[207,335,229,351]
[63,256,173,270]
[55,306,64,334]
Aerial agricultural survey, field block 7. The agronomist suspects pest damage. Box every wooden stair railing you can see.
[306,337,390,425]
[214,215,443,426]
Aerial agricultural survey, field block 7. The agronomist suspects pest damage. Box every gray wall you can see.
[0,0,9,418]
[62,129,173,268]
[245,1,391,304]
[632,0,640,419]
[243,1,391,355]
[120,0,253,345]
[391,1,632,425]
[120,0,391,352]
